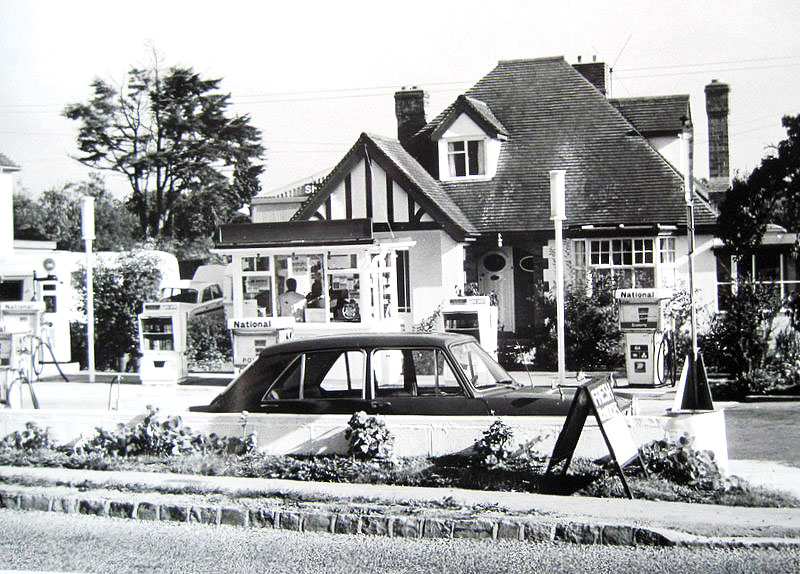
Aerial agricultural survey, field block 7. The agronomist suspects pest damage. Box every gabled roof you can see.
[292,133,477,240]
[413,56,716,234]
[610,95,691,136]
[430,95,508,140]
[0,152,20,171]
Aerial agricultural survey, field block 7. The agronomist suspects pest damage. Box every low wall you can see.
[0,408,729,471]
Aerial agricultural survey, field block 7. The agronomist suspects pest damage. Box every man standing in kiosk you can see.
[278,278,306,320]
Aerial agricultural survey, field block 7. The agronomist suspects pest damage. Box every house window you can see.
[716,250,800,309]
[396,250,411,313]
[447,140,484,177]
[588,238,655,288]
[659,237,677,287]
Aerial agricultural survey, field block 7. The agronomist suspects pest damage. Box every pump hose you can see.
[4,375,39,409]
[31,337,70,382]
[655,333,670,385]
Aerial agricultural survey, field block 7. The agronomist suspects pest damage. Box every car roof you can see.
[259,332,476,355]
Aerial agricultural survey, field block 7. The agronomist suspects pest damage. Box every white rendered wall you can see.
[0,409,728,471]
[0,171,14,255]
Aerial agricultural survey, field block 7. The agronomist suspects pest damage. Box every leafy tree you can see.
[73,251,162,370]
[63,59,264,245]
[13,174,141,251]
[718,114,800,255]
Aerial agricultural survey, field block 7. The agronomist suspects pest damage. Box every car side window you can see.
[317,350,365,398]
[413,350,463,397]
[373,348,463,397]
[263,350,366,401]
[263,355,303,400]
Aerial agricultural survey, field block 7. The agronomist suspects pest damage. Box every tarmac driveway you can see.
[725,401,800,468]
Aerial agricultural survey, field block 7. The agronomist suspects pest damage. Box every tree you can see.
[73,251,163,370]
[13,174,141,251]
[718,114,800,255]
[63,58,264,246]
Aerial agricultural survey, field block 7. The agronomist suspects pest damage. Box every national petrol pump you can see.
[614,288,673,387]
[0,301,45,407]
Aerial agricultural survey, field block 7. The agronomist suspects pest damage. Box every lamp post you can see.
[81,197,95,383]
[550,170,567,387]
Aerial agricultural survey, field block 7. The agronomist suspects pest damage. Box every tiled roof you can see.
[0,152,20,170]
[609,95,691,135]
[292,133,477,240]
[414,56,716,234]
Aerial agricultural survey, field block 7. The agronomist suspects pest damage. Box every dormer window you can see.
[447,139,485,177]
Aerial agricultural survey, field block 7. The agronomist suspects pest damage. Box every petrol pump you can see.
[138,302,191,383]
[0,301,45,407]
[227,317,294,372]
[441,296,499,358]
[614,288,673,386]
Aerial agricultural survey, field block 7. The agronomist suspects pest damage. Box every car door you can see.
[259,349,373,414]
[370,348,491,415]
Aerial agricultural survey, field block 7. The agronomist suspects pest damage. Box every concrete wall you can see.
[0,409,728,471]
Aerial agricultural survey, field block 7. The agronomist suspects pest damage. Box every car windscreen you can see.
[449,341,515,390]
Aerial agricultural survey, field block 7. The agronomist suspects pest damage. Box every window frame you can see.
[446,138,486,178]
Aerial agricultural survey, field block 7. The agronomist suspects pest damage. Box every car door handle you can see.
[369,400,391,409]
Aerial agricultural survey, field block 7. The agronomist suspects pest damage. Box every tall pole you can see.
[550,170,567,387]
[81,197,95,383]
[681,122,699,362]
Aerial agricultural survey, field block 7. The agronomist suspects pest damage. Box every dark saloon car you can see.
[191,333,588,416]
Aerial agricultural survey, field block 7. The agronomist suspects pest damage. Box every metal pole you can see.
[550,170,567,387]
[681,123,699,361]
[81,198,95,383]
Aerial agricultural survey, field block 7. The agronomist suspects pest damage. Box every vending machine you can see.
[442,296,499,358]
[138,302,190,383]
[614,288,673,386]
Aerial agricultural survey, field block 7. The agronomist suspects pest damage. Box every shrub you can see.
[74,405,255,457]
[473,419,514,469]
[345,411,394,461]
[73,251,163,370]
[701,279,783,376]
[0,422,55,451]
[639,435,727,491]
[526,276,623,371]
[186,313,233,371]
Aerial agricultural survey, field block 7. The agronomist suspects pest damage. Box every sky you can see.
[1,0,799,199]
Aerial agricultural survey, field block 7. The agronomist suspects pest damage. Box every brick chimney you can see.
[394,88,426,146]
[705,79,730,197]
[573,57,610,96]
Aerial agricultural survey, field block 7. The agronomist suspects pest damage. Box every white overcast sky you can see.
[1,0,798,198]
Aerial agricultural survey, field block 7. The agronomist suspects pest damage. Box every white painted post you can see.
[550,170,567,387]
[81,197,95,383]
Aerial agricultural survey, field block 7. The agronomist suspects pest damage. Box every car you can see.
[191,332,623,416]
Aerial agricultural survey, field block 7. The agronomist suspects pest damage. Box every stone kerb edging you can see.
[0,483,684,547]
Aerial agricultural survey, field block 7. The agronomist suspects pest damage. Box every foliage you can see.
[345,411,394,461]
[700,278,783,377]
[73,251,163,370]
[472,419,514,469]
[718,114,800,255]
[13,174,141,251]
[1,417,797,507]
[522,277,623,371]
[63,54,264,249]
[73,405,255,457]
[186,313,233,371]
[412,306,442,333]
[639,435,728,491]
[0,422,55,451]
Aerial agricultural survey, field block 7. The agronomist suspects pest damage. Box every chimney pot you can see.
[705,80,731,198]
[395,88,427,147]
